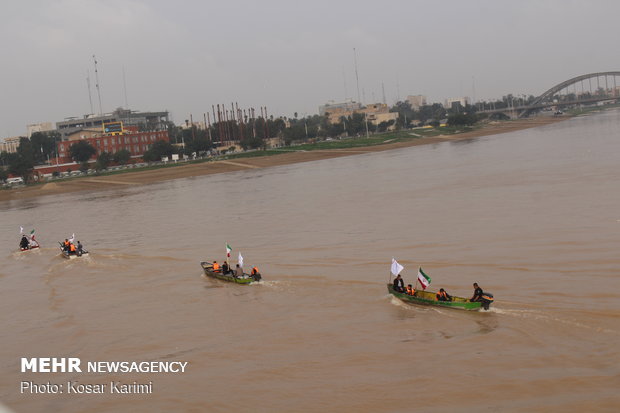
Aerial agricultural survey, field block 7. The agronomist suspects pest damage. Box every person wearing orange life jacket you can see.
[250,266,262,281]
[436,288,452,301]
[212,261,220,271]
[69,243,77,254]
[63,239,70,252]
[406,284,415,296]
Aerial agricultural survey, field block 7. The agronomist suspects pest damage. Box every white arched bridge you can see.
[480,72,620,118]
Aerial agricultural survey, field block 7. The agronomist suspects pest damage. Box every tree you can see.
[30,131,58,165]
[8,138,35,182]
[447,112,478,126]
[377,120,394,132]
[69,140,96,173]
[0,168,8,183]
[142,140,175,162]
[95,151,112,171]
[69,140,97,163]
[185,136,213,154]
[418,103,446,124]
[113,149,131,165]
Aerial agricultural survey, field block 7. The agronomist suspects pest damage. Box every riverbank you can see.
[0,116,566,203]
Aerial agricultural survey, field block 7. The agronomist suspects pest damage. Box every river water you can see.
[1,111,619,412]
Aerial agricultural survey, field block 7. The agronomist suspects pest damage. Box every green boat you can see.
[387,284,485,311]
[200,261,261,284]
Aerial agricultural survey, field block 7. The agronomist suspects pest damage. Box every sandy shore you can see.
[0,117,566,203]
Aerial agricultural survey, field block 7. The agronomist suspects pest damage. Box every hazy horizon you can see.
[2,0,619,137]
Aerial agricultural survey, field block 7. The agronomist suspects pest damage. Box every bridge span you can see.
[479,72,620,118]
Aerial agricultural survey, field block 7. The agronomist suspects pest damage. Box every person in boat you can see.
[406,284,415,296]
[68,242,77,255]
[436,288,452,301]
[20,235,30,250]
[63,239,70,252]
[234,264,244,278]
[470,283,483,302]
[393,274,405,292]
[470,282,494,309]
[212,261,220,272]
[222,261,230,275]
[251,266,261,281]
[77,241,84,256]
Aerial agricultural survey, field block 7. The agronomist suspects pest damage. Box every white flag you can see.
[20,226,24,234]
[68,233,75,243]
[238,252,244,268]
[391,258,404,276]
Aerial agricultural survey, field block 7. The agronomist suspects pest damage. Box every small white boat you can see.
[58,243,89,259]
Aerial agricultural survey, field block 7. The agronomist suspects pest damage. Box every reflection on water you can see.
[1,111,620,412]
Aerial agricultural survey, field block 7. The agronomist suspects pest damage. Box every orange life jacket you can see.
[437,291,448,300]
[69,243,76,252]
[406,286,415,295]
[64,241,70,247]
[212,262,220,270]
[251,266,259,275]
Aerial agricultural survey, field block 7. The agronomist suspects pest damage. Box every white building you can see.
[444,97,470,109]
[406,95,427,110]
[0,136,22,153]
[27,122,55,137]
[319,99,362,116]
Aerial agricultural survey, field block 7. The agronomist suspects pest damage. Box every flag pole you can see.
[414,266,420,291]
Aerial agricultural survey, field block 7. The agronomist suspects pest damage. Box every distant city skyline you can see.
[2,0,619,137]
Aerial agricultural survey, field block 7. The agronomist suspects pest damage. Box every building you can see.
[56,125,169,163]
[27,122,55,137]
[406,95,427,110]
[319,100,362,118]
[56,108,169,139]
[322,102,398,126]
[0,136,22,153]
[444,97,470,110]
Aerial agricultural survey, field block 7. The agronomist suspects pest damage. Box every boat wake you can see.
[388,295,418,310]
[487,307,619,335]
[248,280,290,291]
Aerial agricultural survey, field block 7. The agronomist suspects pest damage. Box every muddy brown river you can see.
[1,111,619,412]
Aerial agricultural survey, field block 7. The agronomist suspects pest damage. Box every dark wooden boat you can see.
[387,284,486,311]
[200,261,261,284]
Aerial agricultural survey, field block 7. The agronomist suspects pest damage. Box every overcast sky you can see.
[1,0,619,137]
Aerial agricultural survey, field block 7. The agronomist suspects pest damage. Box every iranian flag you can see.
[226,243,232,258]
[417,267,431,290]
